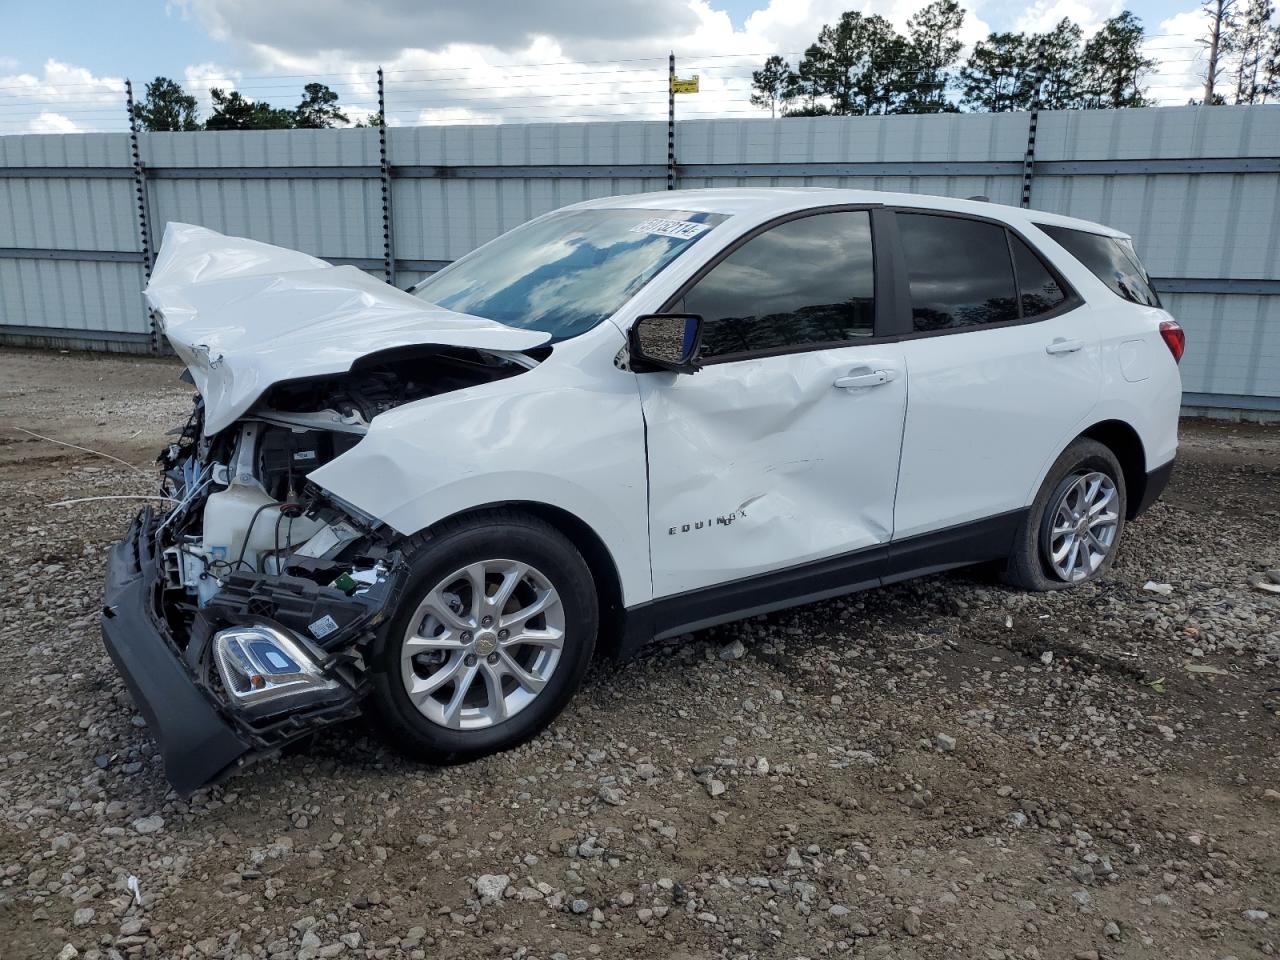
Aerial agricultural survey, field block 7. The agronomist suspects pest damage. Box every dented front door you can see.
[639,344,907,597]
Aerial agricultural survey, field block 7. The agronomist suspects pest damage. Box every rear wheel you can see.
[1003,438,1127,591]
[368,510,597,763]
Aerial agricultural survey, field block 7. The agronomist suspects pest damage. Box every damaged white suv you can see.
[101,189,1183,792]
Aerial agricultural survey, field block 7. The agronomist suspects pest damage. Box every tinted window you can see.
[413,208,726,341]
[1010,234,1068,317]
[1040,225,1160,307]
[898,214,1019,331]
[682,211,875,359]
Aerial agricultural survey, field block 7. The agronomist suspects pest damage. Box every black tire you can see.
[367,508,597,764]
[1002,438,1127,591]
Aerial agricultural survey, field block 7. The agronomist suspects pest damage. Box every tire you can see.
[367,508,597,764]
[1002,438,1127,592]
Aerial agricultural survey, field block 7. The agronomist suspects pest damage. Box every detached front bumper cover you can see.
[101,509,252,793]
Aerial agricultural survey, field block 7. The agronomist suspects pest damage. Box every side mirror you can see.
[628,313,703,374]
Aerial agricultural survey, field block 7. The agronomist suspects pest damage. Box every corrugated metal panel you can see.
[1163,291,1280,399]
[1,110,1277,408]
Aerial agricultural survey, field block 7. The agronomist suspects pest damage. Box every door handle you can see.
[1045,337,1085,355]
[834,369,898,389]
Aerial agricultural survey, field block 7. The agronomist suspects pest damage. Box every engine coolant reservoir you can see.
[202,481,325,574]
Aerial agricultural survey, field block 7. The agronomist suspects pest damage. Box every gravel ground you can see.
[1,347,1278,960]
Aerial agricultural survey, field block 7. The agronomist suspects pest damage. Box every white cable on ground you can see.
[16,427,146,474]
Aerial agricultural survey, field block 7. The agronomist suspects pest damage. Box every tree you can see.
[1229,0,1276,102]
[796,11,909,115]
[134,76,200,132]
[1200,0,1240,103]
[1079,12,1155,108]
[354,111,385,128]
[204,88,297,130]
[750,55,795,117]
[960,32,1038,111]
[294,82,349,128]
[902,0,966,113]
[1036,19,1086,108]
[1265,20,1280,101]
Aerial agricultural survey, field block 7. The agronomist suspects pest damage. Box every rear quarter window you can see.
[1039,224,1161,308]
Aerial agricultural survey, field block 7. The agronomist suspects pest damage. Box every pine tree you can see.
[135,77,200,132]
[1229,0,1276,102]
[750,55,795,117]
[1200,0,1240,103]
[1079,12,1155,108]
[796,12,910,115]
[1035,19,1086,109]
[294,83,349,128]
[902,0,966,113]
[960,33,1038,111]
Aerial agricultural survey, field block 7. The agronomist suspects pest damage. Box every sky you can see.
[0,0,1210,135]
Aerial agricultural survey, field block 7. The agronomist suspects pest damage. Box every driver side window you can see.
[680,210,875,361]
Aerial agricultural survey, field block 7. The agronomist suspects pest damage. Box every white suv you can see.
[102,188,1183,791]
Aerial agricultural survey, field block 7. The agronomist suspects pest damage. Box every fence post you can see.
[667,53,676,191]
[1020,39,1047,210]
[378,67,396,286]
[125,79,158,354]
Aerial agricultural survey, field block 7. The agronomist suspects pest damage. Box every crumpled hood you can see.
[144,223,550,435]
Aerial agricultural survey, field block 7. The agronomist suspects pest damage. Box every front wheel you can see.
[1003,438,1127,591]
[367,510,597,763]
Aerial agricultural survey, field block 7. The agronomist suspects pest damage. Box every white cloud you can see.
[1013,0,1121,35]
[0,59,125,134]
[28,111,85,133]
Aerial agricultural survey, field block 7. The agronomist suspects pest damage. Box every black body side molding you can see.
[617,509,1026,659]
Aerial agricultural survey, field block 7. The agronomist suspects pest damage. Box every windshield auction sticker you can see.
[630,218,711,240]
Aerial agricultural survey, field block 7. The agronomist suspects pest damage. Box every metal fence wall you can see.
[1,105,1277,409]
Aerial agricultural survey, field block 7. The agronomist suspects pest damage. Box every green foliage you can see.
[135,76,200,132]
[959,32,1038,111]
[295,83,350,128]
[750,4,1164,115]
[1078,12,1156,108]
[205,88,298,130]
[750,55,795,117]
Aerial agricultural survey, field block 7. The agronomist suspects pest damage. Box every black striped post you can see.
[378,67,396,286]
[667,53,676,191]
[125,79,158,353]
[1020,39,1048,209]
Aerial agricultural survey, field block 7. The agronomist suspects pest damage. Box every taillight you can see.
[1159,320,1185,364]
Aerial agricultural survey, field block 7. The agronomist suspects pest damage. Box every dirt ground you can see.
[0,347,1277,960]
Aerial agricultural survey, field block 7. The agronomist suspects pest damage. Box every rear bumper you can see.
[1132,457,1175,518]
[100,511,252,793]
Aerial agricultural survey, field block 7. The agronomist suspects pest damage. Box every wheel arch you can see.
[412,500,628,658]
[1078,419,1147,519]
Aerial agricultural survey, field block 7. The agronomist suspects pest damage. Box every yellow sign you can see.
[671,76,700,94]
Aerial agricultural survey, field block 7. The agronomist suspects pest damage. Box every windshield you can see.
[412,208,727,341]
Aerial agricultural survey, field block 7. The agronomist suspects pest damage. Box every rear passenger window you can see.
[1010,234,1068,318]
[898,213,1019,332]
[682,211,875,360]
[1040,225,1160,307]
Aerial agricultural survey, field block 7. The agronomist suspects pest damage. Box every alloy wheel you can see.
[1046,470,1120,582]
[400,559,565,729]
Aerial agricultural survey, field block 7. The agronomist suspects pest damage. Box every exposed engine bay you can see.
[132,345,532,766]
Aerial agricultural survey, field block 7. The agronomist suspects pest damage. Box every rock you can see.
[935,732,957,753]
[786,847,804,869]
[474,874,510,902]
[571,898,590,914]
[57,946,78,960]
[903,911,922,935]
[131,815,164,834]
[1263,789,1280,803]
[1143,581,1174,595]
[617,890,634,907]
[598,784,624,805]
[705,778,726,798]
[1242,909,1269,922]
[1104,920,1121,939]
[719,639,746,661]
[73,906,95,926]
[340,933,361,949]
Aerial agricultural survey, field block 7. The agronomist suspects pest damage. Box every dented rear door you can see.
[637,207,907,598]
